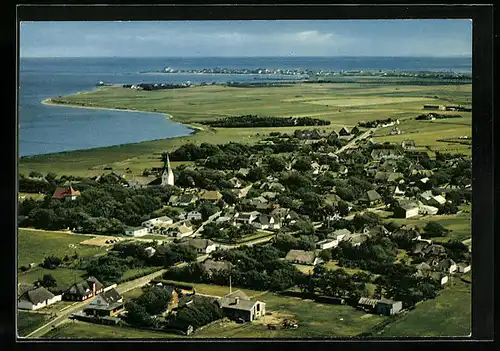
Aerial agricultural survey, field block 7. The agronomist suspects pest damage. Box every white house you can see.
[252,215,281,230]
[457,263,471,273]
[234,211,260,225]
[124,227,148,237]
[420,191,446,207]
[168,222,194,238]
[438,259,457,274]
[182,238,218,254]
[142,216,173,230]
[316,239,337,250]
[144,247,156,258]
[187,211,203,221]
[18,286,62,310]
[419,205,439,215]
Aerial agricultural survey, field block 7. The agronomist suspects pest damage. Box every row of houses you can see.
[423,104,472,112]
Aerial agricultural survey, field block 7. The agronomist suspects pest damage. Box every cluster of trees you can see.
[421,222,450,238]
[125,285,173,327]
[167,296,223,331]
[200,115,330,128]
[358,118,395,128]
[202,222,256,242]
[165,244,302,291]
[374,264,442,308]
[296,265,372,302]
[19,183,177,233]
[323,236,399,275]
[416,113,461,120]
[272,233,317,255]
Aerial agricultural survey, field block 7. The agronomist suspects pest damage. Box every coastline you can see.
[41,97,205,133]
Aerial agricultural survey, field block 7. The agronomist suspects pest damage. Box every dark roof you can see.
[66,276,103,297]
[219,291,258,312]
[100,288,122,304]
[360,190,382,202]
[18,283,36,297]
[202,259,233,273]
[285,250,316,264]
[19,286,55,304]
[183,238,215,249]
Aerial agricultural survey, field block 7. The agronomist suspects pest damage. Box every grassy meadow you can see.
[379,273,472,337]
[18,311,51,337]
[20,80,471,178]
[18,229,106,268]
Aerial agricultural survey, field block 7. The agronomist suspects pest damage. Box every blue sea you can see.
[19,56,472,156]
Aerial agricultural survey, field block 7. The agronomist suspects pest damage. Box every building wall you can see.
[18,300,35,310]
[223,308,253,322]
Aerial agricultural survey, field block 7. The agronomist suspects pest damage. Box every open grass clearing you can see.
[17,311,51,337]
[43,320,185,339]
[18,229,106,268]
[18,267,87,290]
[194,292,388,338]
[379,273,471,337]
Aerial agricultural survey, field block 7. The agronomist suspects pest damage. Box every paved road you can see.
[335,128,376,155]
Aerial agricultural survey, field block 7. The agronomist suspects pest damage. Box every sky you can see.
[20,20,472,58]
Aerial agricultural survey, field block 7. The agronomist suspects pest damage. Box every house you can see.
[351,126,360,135]
[83,288,124,317]
[316,239,338,250]
[18,286,62,310]
[328,228,351,242]
[187,211,203,221]
[347,233,369,247]
[375,172,403,183]
[328,130,339,139]
[358,190,383,207]
[370,149,404,160]
[423,244,447,258]
[18,283,36,298]
[249,196,269,208]
[168,222,194,238]
[142,216,173,230]
[252,214,281,230]
[270,208,299,225]
[430,272,449,285]
[438,258,457,274]
[401,139,416,150]
[52,186,81,201]
[237,168,250,177]
[375,298,403,316]
[201,259,233,278]
[457,263,471,273]
[124,226,148,237]
[64,277,104,301]
[285,249,322,266]
[261,191,277,200]
[181,238,217,254]
[393,200,420,219]
[357,297,402,316]
[391,226,421,241]
[364,225,390,237]
[418,204,439,215]
[229,177,242,188]
[168,194,198,207]
[294,129,322,140]
[233,184,253,198]
[144,247,156,258]
[420,191,446,207]
[218,290,266,322]
[390,127,402,135]
[339,127,350,136]
[415,262,432,273]
[234,211,260,225]
[199,190,223,202]
[394,186,406,196]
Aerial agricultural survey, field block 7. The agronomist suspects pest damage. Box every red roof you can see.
[52,186,81,199]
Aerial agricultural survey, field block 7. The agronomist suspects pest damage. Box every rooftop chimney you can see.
[234,297,239,304]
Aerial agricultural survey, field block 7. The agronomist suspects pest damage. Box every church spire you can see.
[161,153,175,186]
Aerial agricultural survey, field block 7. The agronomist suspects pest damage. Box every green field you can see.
[18,311,51,337]
[154,279,265,298]
[20,81,471,177]
[387,211,471,243]
[18,267,87,289]
[44,320,185,339]
[121,267,164,281]
[18,229,106,268]
[194,292,387,338]
[379,273,471,337]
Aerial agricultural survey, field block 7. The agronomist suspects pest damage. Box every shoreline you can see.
[41,97,205,133]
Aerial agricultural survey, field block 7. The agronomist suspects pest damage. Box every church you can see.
[161,153,175,186]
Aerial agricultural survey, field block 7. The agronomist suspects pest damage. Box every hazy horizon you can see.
[20,20,472,58]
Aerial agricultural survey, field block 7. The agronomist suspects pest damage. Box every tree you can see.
[38,274,57,288]
[293,156,312,172]
[267,155,287,172]
[198,201,219,221]
[125,301,154,327]
[41,255,62,269]
[423,222,449,238]
[438,202,459,215]
[136,286,173,315]
[353,212,381,231]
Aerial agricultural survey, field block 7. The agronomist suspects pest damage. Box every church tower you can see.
[161,153,175,186]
